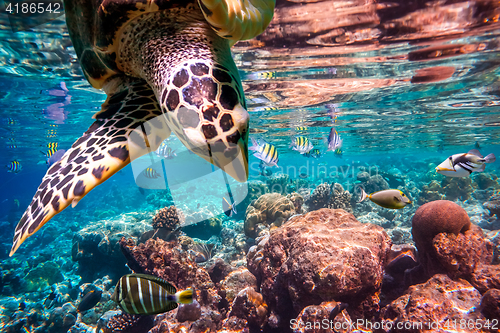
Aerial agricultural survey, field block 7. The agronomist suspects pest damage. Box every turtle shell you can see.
[64,0,275,88]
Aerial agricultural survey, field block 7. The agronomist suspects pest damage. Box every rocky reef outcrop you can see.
[71,212,152,282]
[247,208,391,329]
[382,274,486,329]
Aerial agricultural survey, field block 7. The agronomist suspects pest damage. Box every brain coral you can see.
[244,193,295,238]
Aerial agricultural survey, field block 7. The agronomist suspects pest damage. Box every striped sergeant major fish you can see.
[326,128,342,152]
[290,136,313,154]
[111,273,193,315]
[295,126,308,132]
[46,142,58,149]
[436,149,496,177]
[7,160,21,173]
[249,137,279,167]
[143,167,161,179]
[303,148,322,158]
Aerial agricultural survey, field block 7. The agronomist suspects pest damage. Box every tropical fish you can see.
[257,71,276,79]
[43,291,58,309]
[78,289,102,312]
[304,148,322,158]
[47,149,66,167]
[290,136,314,154]
[436,149,496,177]
[249,138,279,167]
[46,142,58,150]
[358,188,412,209]
[222,197,237,217]
[259,160,273,176]
[326,128,342,152]
[295,126,308,132]
[155,141,177,159]
[325,104,339,122]
[334,148,343,157]
[144,167,161,179]
[6,161,21,173]
[111,273,193,315]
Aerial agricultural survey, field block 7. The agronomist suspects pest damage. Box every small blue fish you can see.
[6,118,17,125]
[304,149,322,158]
[47,149,66,167]
[249,138,279,167]
[222,197,237,217]
[144,167,161,179]
[327,128,342,151]
[259,160,273,177]
[7,160,21,173]
[290,136,313,154]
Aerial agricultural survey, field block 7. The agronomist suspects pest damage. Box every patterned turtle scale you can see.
[9,0,275,256]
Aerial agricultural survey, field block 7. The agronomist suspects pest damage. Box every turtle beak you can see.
[219,137,248,182]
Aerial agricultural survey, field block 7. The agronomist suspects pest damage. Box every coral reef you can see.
[25,261,64,292]
[442,176,476,201]
[286,192,304,214]
[411,200,471,277]
[98,311,154,333]
[417,180,445,205]
[480,288,500,320]
[71,213,152,282]
[328,183,352,211]
[291,301,351,333]
[221,267,258,304]
[356,171,389,194]
[266,173,289,193]
[306,183,352,212]
[382,275,486,328]
[484,199,500,218]
[181,216,222,240]
[176,300,202,322]
[474,172,500,190]
[306,182,331,211]
[244,193,295,238]
[226,287,268,329]
[247,209,391,329]
[151,205,183,239]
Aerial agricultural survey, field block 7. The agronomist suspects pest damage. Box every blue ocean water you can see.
[0,1,500,332]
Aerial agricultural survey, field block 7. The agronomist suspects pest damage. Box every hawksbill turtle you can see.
[10,0,275,256]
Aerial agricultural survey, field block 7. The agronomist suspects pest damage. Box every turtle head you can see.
[115,6,252,182]
[160,60,250,183]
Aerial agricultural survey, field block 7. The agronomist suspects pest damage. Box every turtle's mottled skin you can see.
[10,0,275,256]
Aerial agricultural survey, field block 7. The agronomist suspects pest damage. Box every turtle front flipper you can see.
[10,77,169,256]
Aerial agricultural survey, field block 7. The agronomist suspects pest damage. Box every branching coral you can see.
[152,206,184,231]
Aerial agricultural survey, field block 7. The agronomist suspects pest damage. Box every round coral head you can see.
[411,200,471,255]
